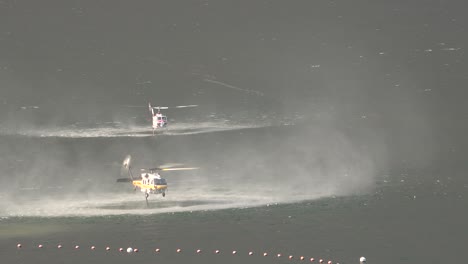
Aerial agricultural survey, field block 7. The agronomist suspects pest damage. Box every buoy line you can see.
[15,243,339,264]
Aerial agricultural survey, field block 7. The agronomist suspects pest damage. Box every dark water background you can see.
[1,0,468,263]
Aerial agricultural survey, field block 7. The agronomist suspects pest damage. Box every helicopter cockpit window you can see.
[155,178,167,185]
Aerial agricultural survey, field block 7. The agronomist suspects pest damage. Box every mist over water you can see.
[0,91,413,218]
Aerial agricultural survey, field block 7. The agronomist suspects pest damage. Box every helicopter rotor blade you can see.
[160,167,199,171]
[174,105,198,108]
[124,104,198,109]
[158,163,185,169]
[153,105,198,109]
[141,166,199,172]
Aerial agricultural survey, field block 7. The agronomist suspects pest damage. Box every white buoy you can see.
[196,249,202,253]
[263,252,268,256]
[360,256,366,263]
[232,250,237,255]
[119,247,123,252]
[310,257,315,262]
[214,249,220,254]
[91,246,95,250]
[17,244,22,249]
[38,244,43,248]
[249,251,253,255]
[134,248,139,253]
[277,253,282,258]
[57,244,62,249]
[75,245,79,249]
[176,248,181,253]
[155,248,160,253]
[300,256,305,260]
[106,246,110,251]
[289,255,294,259]
[127,247,133,253]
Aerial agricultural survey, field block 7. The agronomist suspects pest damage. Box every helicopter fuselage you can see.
[152,113,168,128]
[133,180,167,194]
[133,172,168,196]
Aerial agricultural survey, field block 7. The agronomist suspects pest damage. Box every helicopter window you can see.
[157,116,163,121]
[155,179,167,185]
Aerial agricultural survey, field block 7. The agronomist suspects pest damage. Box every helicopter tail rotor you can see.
[118,155,135,182]
[122,155,132,169]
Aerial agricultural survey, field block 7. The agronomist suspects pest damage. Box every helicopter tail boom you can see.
[116,178,133,183]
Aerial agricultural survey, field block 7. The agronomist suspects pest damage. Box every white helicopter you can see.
[148,103,198,135]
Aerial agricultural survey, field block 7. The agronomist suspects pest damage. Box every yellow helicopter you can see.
[116,155,198,205]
